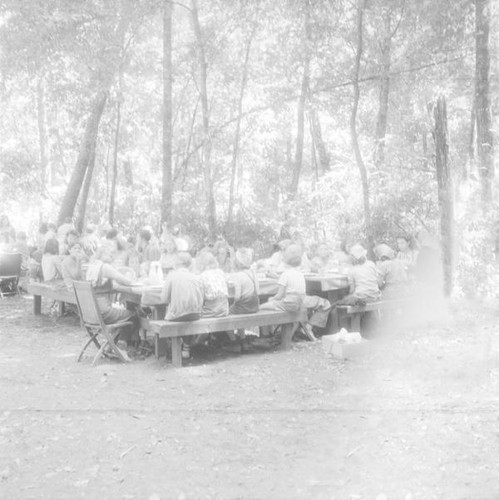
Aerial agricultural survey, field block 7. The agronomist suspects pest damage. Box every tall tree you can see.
[433,96,453,296]
[227,18,256,226]
[350,0,372,247]
[58,89,109,225]
[289,0,311,199]
[161,0,173,228]
[191,0,216,236]
[474,0,494,203]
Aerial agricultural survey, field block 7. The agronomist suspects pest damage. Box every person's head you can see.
[396,235,411,252]
[47,223,57,233]
[44,238,59,255]
[68,240,83,258]
[94,244,114,264]
[374,243,395,261]
[196,251,219,273]
[349,244,367,265]
[138,228,152,244]
[162,237,177,254]
[39,222,48,235]
[283,244,303,268]
[317,243,331,260]
[234,248,253,270]
[213,240,230,264]
[172,223,182,236]
[175,252,192,269]
[16,231,27,242]
[66,229,79,246]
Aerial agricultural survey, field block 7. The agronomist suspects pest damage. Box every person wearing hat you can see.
[374,243,408,299]
[340,243,380,306]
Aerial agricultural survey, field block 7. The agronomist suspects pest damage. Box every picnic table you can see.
[115,273,350,319]
[304,272,350,303]
[115,276,280,318]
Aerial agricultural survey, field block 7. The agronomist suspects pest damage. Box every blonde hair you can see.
[196,251,219,272]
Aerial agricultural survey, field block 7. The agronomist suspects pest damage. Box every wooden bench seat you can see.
[27,282,76,316]
[337,299,409,332]
[142,309,307,367]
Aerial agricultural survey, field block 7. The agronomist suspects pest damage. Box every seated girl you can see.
[229,248,259,315]
[213,239,234,273]
[374,243,408,299]
[61,240,85,290]
[309,243,335,274]
[86,245,139,345]
[261,244,306,312]
[41,238,63,283]
[338,244,380,306]
[196,251,229,318]
[160,252,203,322]
[160,236,178,276]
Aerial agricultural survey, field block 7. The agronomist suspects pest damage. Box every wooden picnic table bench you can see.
[141,309,307,367]
[27,281,76,316]
[337,299,410,332]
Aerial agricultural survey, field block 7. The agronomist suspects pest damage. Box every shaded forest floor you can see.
[1,295,499,500]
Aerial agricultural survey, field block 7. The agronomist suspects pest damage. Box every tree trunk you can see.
[191,0,216,236]
[433,96,453,297]
[374,7,392,168]
[474,0,494,203]
[57,90,108,226]
[161,0,173,228]
[466,92,476,181]
[75,141,96,233]
[227,23,255,226]
[309,109,329,173]
[109,98,121,225]
[350,0,372,248]
[36,75,48,193]
[289,0,311,199]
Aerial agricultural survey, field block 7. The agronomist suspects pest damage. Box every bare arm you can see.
[101,263,134,286]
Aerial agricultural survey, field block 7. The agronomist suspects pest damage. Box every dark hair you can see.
[139,229,151,242]
[351,255,366,266]
[106,228,118,240]
[44,238,59,255]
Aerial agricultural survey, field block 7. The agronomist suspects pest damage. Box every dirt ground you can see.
[1,295,499,500]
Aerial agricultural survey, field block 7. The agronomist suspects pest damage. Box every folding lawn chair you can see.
[73,280,132,366]
[0,252,22,298]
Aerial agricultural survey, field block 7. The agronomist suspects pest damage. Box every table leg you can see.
[171,337,182,367]
[34,295,41,315]
[351,314,361,332]
[280,323,296,350]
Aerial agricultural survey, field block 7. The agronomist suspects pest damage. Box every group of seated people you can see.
[2,213,442,358]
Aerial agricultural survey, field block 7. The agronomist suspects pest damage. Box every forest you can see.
[0,0,497,296]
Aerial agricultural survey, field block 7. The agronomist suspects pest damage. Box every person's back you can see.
[229,248,259,314]
[349,261,380,301]
[346,245,380,302]
[197,252,229,317]
[374,244,407,299]
[161,252,203,321]
[261,244,306,312]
